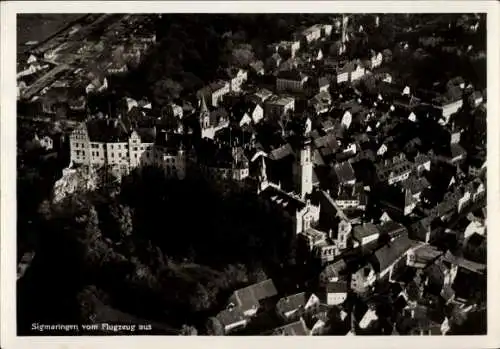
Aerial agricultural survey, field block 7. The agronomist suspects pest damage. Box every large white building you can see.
[69,120,187,179]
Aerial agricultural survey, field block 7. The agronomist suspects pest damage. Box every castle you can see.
[69,118,187,179]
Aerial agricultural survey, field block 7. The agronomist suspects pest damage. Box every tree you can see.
[152,79,184,107]
[249,265,268,283]
[77,285,109,324]
[112,45,126,66]
[382,48,393,63]
[127,258,158,290]
[179,71,203,93]
[231,46,255,68]
[412,48,427,62]
[189,284,212,312]
[37,199,52,221]
[110,204,134,239]
[223,264,248,287]
[359,75,378,95]
[51,194,112,269]
[205,316,224,335]
[180,324,198,336]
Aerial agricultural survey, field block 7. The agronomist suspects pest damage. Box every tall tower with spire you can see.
[199,95,210,129]
[295,122,313,200]
[258,156,270,193]
[341,14,349,44]
[199,95,211,139]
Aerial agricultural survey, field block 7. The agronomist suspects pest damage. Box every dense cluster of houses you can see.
[17,14,156,116]
[18,14,487,335]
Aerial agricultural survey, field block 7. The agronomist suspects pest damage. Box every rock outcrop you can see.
[52,164,98,203]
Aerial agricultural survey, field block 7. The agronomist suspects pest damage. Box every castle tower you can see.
[69,122,91,166]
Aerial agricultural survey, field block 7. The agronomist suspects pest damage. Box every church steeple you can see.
[295,119,313,200]
[258,156,269,193]
[342,14,350,44]
[260,156,268,182]
[199,95,210,130]
[200,94,208,114]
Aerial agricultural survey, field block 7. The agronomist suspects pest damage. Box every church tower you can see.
[341,14,349,44]
[257,156,270,194]
[296,135,313,200]
[199,95,210,130]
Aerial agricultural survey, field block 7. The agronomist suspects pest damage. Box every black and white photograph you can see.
[2,1,500,348]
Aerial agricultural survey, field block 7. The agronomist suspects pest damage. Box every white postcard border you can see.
[1,1,499,349]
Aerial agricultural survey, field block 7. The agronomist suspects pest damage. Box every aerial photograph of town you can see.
[16,13,487,336]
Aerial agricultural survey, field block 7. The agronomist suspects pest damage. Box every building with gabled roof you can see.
[216,307,248,334]
[319,259,348,285]
[270,317,310,336]
[375,153,413,185]
[264,95,295,121]
[407,244,443,269]
[378,184,418,216]
[334,161,356,186]
[335,183,367,211]
[400,176,431,200]
[352,223,380,247]
[198,144,250,182]
[275,292,320,322]
[197,80,231,108]
[276,70,308,93]
[325,280,348,305]
[227,279,278,317]
[371,234,419,279]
